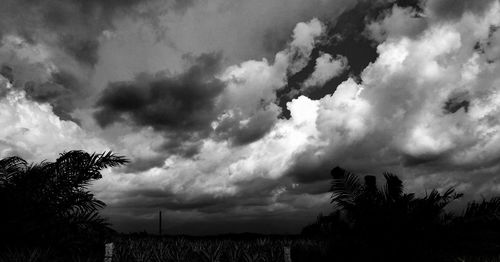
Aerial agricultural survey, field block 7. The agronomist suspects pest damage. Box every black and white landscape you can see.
[1,0,500,261]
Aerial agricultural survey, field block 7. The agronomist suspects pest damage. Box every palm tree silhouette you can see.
[0,150,128,255]
[327,167,464,260]
[329,166,462,229]
[304,167,500,261]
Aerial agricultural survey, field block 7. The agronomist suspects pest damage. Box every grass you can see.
[455,256,500,262]
[112,236,319,262]
[2,236,500,262]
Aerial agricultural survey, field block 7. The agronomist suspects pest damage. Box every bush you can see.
[0,151,127,257]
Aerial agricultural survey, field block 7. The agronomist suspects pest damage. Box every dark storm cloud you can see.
[122,156,168,173]
[0,0,202,123]
[95,53,223,129]
[107,179,281,220]
[443,98,470,114]
[319,0,422,73]
[285,156,333,185]
[118,193,238,214]
[0,65,87,122]
[171,0,199,13]
[0,50,92,121]
[94,53,225,155]
[7,0,201,64]
[278,0,424,117]
[427,0,497,20]
[115,190,221,211]
[282,6,500,197]
[61,37,100,67]
[0,65,13,84]
[9,0,500,236]
[103,173,332,234]
[106,206,318,235]
[0,0,148,122]
[214,105,281,146]
[23,71,85,122]
[103,173,333,234]
[0,0,149,67]
[261,28,290,56]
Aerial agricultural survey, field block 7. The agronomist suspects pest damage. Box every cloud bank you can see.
[1,0,500,234]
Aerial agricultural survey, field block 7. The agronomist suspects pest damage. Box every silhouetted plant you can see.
[329,166,462,231]
[303,166,500,261]
[0,150,128,257]
[300,167,469,260]
[451,196,500,240]
[461,197,500,223]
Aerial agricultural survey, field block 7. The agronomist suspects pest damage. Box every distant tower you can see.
[159,210,162,236]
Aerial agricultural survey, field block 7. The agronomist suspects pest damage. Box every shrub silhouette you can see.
[302,166,500,261]
[0,150,128,256]
[328,167,462,236]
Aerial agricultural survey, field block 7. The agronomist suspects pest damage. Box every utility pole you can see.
[159,210,162,236]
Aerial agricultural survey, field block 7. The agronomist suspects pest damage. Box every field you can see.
[111,236,327,262]
[110,236,500,262]
[0,236,326,262]
[2,235,500,262]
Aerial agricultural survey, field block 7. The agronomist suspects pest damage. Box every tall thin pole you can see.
[159,210,162,236]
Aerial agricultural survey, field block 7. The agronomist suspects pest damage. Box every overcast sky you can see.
[1,0,500,234]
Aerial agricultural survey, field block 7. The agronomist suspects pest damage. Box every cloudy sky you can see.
[1,0,500,234]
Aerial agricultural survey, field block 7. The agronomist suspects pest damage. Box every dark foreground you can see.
[2,234,500,262]
[3,156,500,261]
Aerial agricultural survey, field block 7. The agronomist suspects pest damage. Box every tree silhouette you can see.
[301,167,500,261]
[0,150,128,256]
[301,167,467,261]
[329,166,462,231]
[451,196,500,249]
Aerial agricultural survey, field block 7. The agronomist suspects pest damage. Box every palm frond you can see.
[462,197,500,221]
[330,167,362,210]
[54,150,128,186]
[0,156,27,184]
[383,172,403,201]
[0,150,127,253]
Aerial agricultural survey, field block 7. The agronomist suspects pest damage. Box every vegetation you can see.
[302,167,500,261]
[112,236,312,262]
[0,150,128,260]
[2,154,500,261]
[3,236,500,262]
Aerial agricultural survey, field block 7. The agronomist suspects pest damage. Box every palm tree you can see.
[461,197,500,224]
[328,166,464,247]
[0,150,128,255]
[326,167,463,260]
[452,197,500,234]
[303,167,500,261]
[329,166,461,225]
[330,167,409,226]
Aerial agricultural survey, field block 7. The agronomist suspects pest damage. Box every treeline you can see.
[301,167,500,261]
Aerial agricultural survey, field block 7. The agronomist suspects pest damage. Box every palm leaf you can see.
[0,150,127,254]
[383,172,403,202]
[0,156,27,185]
[330,166,362,210]
[462,197,500,222]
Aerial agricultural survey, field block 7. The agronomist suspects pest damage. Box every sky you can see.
[1,0,500,234]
